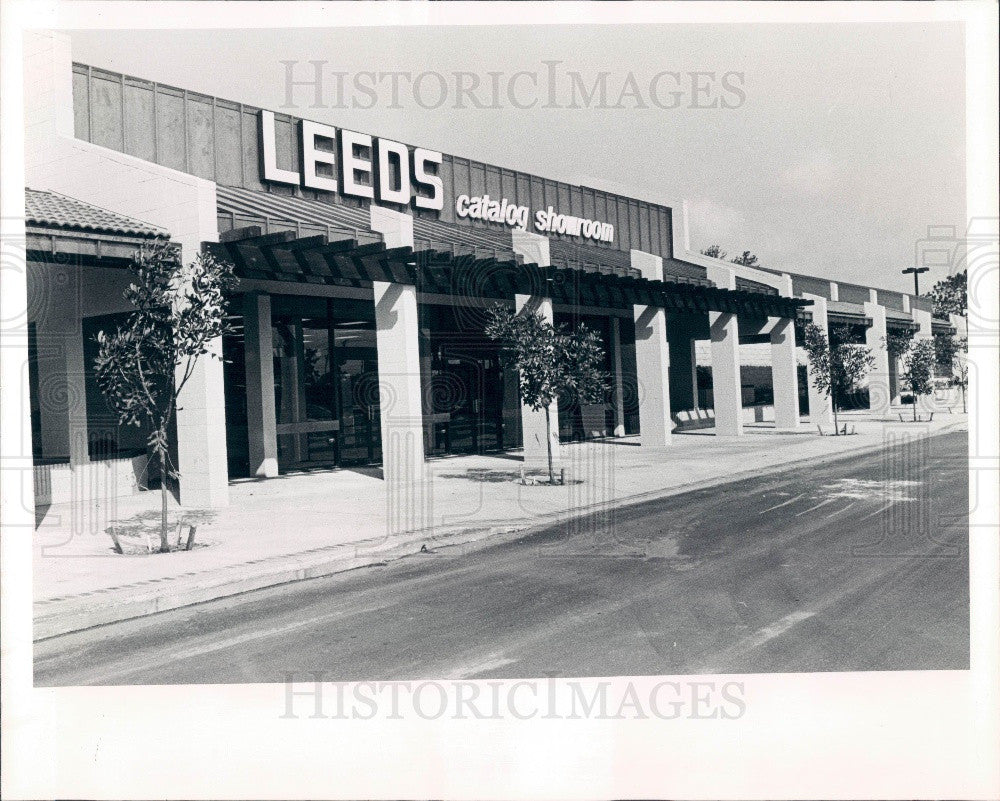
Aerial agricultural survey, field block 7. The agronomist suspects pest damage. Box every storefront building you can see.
[21,32,956,510]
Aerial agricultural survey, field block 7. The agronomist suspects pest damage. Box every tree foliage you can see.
[730,251,760,269]
[933,330,964,372]
[883,330,915,362]
[94,239,236,551]
[802,323,875,434]
[700,244,727,260]
[484,303,608,483]
[923,269,967,318]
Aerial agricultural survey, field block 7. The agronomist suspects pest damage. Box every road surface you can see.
[35,429,969,685]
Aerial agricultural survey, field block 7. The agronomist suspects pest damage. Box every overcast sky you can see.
[70,23,966,294]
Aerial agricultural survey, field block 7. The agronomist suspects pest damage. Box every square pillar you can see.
[512,229,551,267]
[802,293,834,428]
[514,294,560,468]
[370,205,414,249]
[243,292,278,478]
[863,299,891,416]
[769,317,801,430]
[374,281,425,485]
[175,337,229,506]
[709,312,744,436]
[633,304,672,447]
[610,316,626,437]
[705,262,743,436]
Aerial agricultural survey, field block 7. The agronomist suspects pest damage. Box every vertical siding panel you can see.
[123,80,155,162]
[155,86,186,172]
[648,204,661,257]
[186,94,215,179]
[214,102,243,186]
[242,106,263,190]
[516,172,531,211]
[485,164,501,201]
[89,71,124,151]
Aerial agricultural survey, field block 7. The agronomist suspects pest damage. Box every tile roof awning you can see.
[26,188,167,238]
[25,189,168,264]
[205,229,810,318]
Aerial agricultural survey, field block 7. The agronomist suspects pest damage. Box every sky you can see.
[69,23,966,294]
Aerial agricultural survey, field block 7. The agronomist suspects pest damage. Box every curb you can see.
[33,421,966,641]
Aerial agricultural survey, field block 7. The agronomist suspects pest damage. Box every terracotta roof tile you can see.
[25,189,167,238]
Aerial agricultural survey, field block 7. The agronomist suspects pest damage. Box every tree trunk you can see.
[912,394,918,422]
[962,386,967,413]
[545,405,555,484]
[158,445,169,552]
[832,399,840,436]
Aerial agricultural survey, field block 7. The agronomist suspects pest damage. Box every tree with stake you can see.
[484,303,608,484]
[802,323,875,435]
[900,338,937,421]
[94,239,236,552]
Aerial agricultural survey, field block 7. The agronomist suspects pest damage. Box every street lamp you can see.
[902,266,929,296]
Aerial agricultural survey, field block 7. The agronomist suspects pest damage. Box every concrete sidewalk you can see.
[33,413,967,639]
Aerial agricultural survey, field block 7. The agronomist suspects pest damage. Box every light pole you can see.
[902,266,929,296]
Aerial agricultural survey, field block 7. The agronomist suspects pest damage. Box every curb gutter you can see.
[34,421,966,641]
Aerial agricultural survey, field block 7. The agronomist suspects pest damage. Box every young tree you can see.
[484,303,609,484]
[94,239,236,552]
[923,269,967,318]
[802,323,876,434]
[700,244,728,260]
[900,338,938,421]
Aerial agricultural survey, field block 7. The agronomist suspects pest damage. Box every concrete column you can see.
[802,293,835,428]
[769,317,801,430]
[243,292,278,478]
[174,336,229,506]
[374,281,425,485]
[514,294,560,468]
[34,265,88,466]
[631,249,672,446]
[706,262,743,436]
[512,229,551,267]
[829,282,840,302]
[633,304,672,447]
[370,205,414,249]
[863,298,891,417]
[709,312,743,436]
[610,317,626,437]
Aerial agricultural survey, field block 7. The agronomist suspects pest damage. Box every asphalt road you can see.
[34,430,969,686]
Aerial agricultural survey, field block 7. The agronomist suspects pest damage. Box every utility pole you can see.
[902,266,929,296]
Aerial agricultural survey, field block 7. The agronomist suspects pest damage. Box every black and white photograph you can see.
[1,2,997,799]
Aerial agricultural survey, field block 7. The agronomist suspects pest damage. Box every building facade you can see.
[22,31,957,510]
